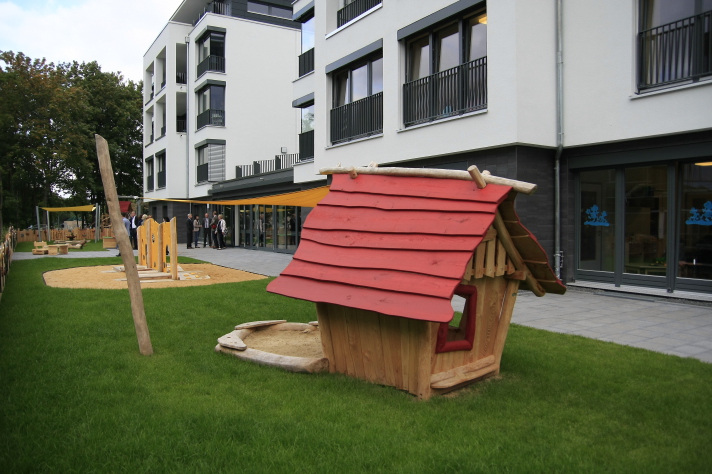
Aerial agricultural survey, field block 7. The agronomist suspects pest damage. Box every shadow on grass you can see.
[0,257,710,471]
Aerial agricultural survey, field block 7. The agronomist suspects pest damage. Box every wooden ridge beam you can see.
[320,167,538,195]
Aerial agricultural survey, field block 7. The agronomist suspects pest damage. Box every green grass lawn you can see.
[0,257,710,472]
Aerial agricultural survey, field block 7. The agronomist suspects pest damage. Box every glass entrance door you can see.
[678,163,712,288]
[577,162,712,293]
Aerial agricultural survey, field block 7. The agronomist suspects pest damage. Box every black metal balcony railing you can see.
[193,1,231,26]
[197,163,209,183]
[197,55,225,77]
[196,109,225,129]
[330,92,383,144]
[638,10,712,90]
[146,175,154,192]
[299,130,314,160]
[157,171,166,189]
[160,125,166,137]
[337,0,381,27]
[176,72,187,84]
[176,119,186,132]
[161,79,166,89]
[298,48,315,77]
[403,57,487,127]
[236,154,300,178]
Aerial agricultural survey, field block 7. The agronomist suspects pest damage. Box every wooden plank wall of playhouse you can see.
[316,303,433,398]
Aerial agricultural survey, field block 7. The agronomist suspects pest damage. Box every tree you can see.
[0,51,143,230]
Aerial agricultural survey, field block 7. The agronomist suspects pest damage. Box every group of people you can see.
[186,211,227,250]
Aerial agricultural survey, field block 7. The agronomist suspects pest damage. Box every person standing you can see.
[193,215,201,248]
[129,211,138,250]
[119,213,131,257]
[215,214,226,249]
[210,211,219,248]
[203,213,211,248]
[186,213,193,249]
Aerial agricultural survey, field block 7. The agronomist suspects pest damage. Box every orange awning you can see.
[144,186,330,208]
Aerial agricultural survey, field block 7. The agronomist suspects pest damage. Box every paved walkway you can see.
[13,246,712,363]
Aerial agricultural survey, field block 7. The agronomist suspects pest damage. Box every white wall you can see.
[563,0,712,147]
[306,0,559,173]
[188,14,300,198]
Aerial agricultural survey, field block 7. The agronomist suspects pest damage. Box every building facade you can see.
[287,0,711,294]
[143,0,308,248]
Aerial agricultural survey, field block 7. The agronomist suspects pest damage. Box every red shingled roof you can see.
[267,173,564,323]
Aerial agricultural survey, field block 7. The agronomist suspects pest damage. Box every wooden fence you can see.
[0,227,18,296]
[15,227,114,243]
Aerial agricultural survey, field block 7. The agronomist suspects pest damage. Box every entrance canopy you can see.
[144,186,330,208]
[41,204,96,212]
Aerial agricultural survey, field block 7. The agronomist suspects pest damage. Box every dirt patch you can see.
[245,326,323,359]
[43,264,267,290]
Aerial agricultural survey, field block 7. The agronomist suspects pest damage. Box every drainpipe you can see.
[185,36,191,200]
[554,0,564,280]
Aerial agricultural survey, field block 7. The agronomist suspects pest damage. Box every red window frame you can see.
[435,284,477,353]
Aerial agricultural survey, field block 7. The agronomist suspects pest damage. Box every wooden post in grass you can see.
[95,134,153,356]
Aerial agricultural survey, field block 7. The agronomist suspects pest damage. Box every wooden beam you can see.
[492,211,545,296]
[319,167,538,194]
[467,165,487,189]
[95,134,153,356]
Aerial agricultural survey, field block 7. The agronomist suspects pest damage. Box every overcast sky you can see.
[0,0,182,83]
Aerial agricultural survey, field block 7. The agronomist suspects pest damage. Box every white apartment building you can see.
[285,0,711,294]
[142,0,304,245]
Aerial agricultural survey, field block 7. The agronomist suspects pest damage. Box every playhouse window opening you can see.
[437,284,477,353]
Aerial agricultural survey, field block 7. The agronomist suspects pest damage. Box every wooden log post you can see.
[95,134,153,355]
[170,217,178,280]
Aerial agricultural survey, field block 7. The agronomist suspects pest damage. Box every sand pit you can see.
[43,264,267,289]
[245,325,323,359]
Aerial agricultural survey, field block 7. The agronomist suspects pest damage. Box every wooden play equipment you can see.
[216,320,329,373]
[264,165,566,399]
[136,217,179,280]
[32,241,49,255]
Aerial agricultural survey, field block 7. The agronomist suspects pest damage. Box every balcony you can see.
[193,1,231,26]
[160,125,166,138]
[196,109,225,129]
[146,175,154,192]
[330,92,383,144]
[337,0,380,27]
[403,57,487,127]
[157,170,166,189]
[298,48,314,77]
[176,72,187,84]
[197,163,209,183]
[197,55,225,77]
[236,154,301,178]
[176,119,186,133]
[299,130,314,160]
[638,10,712,90]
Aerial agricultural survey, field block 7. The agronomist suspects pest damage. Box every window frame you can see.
[405,8,486,83]
[332,52,383,108]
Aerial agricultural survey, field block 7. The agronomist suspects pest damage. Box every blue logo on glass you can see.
[686,201,712,226]
[584,205,610,227]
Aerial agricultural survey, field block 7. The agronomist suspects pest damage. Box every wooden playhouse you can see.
[266,166,566,399]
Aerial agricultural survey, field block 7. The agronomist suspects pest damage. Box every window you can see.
[197,31,225,76]
[156,153,166,189]
[638,0,712,90]
[299,16,315,76]
[247,2,292,19]
[196,143,226,183]
[403,10,487,126]
[436,285,477,353]
[145,158,154,192]
[299,104,315,159]
[337,0,381,28]
[331,53,383,144]
[196,84,225,128]
[197,147,209,183]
